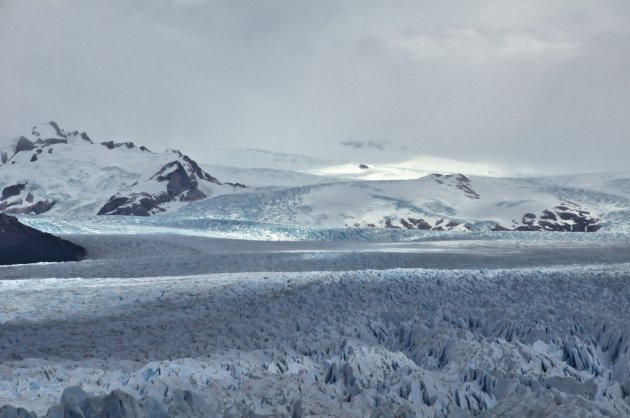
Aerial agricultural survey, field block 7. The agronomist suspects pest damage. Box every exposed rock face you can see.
[372,175,479,230]
[80,132,93,143]
[382,217,464,231]
[15,136,35,153]
[492,201,601,232]
[1,183,25,200]
[5,122,93,165]
[0,213,86,265]
[47,121,64,138]
[1,122,243,216]
[98,152,243,216]
[97,160,209,216]
[0,183,55,214]
[384,219,400,229]
[100,140,146,151]
[157,161,206,197]
[97,195,162,217]
[431,173,480,199]
[0,199,56,215]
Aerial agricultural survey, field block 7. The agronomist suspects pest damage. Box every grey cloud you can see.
[340,140,385,150]
[1,0,629,174]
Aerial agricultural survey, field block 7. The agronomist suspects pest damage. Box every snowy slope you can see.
[304,155,506,181]
[199,163,339,188]
[207,147,505,181]
[0,122,244,216]
[187,148,630,232]
[2,123,630,231]
[178,172,630,232]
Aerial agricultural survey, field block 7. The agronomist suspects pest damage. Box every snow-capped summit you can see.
[98,149,246,216]
[0,122,245,216]
[1,121,89,164]
[2,122,630,232]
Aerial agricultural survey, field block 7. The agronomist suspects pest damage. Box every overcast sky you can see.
[1,0,629,174]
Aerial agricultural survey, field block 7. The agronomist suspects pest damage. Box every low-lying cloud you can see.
[340,140,386,150]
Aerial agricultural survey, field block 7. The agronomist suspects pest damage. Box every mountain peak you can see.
[31,121,65,140]
[0,122,246,216]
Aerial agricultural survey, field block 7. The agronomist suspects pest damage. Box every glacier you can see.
[2,123,630,417]
[1,229,630,417]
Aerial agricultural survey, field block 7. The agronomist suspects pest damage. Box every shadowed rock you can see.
[492,201,602,232]
[14,137,35,153]
[98,153,244,216]
[101,141,137,150]
[1,184,26,201]
[0,213,86,265]
[80,132,93,143]
[0,199,56,215]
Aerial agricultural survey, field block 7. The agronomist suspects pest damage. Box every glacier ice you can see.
[2,263,630,416]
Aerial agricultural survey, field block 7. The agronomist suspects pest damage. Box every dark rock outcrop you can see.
[98,153,243,216]
[80,132,93,143]
[0,213,86,265]
[48,121,64,138]
[41,138,67,146]
[407,217,433,230]
[383,217,462,231]
[181,154,221,184]
[15,136,35,153]
[97,160,211,216]
[2,122,243,217]
[0,199,56,215]
[492,201,601,232]
[101,140,137,150]
[97,194,167,217]
[10,122,96,157]
[1,184,26,201]
[154,161,205,197]
[384,219,400,229]
[431,173,480,199]
[99,140,152,152]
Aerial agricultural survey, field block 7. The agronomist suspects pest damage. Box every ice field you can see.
[1,218,630,417]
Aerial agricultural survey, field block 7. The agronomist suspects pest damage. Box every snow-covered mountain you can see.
[178,171,630,232]
[2,122,630,232]
[0,122,245,216]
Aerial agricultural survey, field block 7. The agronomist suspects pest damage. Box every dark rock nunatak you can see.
[0,213,86,265]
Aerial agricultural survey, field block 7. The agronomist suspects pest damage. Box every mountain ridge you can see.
[0,122,246,216]
[2,122,630,232]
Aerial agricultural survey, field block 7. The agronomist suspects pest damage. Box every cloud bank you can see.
[1,0,629,174]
